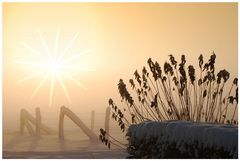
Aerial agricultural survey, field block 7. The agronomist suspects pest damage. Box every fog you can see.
[3,2,237,144]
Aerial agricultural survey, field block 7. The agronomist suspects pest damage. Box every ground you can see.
[3,131,127,159]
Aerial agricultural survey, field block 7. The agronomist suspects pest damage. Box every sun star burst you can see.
[15,26,95,107]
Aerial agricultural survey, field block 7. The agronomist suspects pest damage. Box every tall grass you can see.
[99,53,238,148]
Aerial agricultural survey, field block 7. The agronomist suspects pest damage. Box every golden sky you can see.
[3,3,238,131]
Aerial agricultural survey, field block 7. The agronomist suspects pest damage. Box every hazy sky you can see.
[3,3,238,131]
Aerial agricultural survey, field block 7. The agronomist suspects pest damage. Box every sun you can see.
[48,61,61,73]
[15,26,95,107]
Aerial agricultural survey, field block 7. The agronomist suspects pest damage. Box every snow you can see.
[127,121,238,158]
[3,130,128,159]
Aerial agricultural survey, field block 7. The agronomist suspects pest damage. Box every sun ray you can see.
[31,72,50,100]
[17,70,45,84]
[63,66,96,71]
[61,49,93,64]
[37,29,51,59]
[49,73,55,107]
[17,27,94,107]
[58,32,79,61]
[57,73,72,103]
[54,25,60,60]
[21,42,47,62]
[14,60,48,68]
[62,72,86,89]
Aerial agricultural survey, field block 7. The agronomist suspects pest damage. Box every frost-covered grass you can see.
[109,53,238,126]
[127,121,238,158]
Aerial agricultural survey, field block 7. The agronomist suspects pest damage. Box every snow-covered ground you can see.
[127,121,238,158]
[3,130,128,159]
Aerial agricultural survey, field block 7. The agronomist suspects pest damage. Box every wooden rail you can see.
[58,106,98,141]
[20,108,53,136]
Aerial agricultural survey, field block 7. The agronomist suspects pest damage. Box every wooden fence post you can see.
[58,107,65,140]
[105,106,111,139]
[91,110,95,131]
[35,108,41,137]
[20,109,25,135]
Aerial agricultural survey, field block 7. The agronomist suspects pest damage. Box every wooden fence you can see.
[20,106,111,141]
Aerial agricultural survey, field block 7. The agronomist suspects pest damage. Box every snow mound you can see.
[127,121,238,158]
